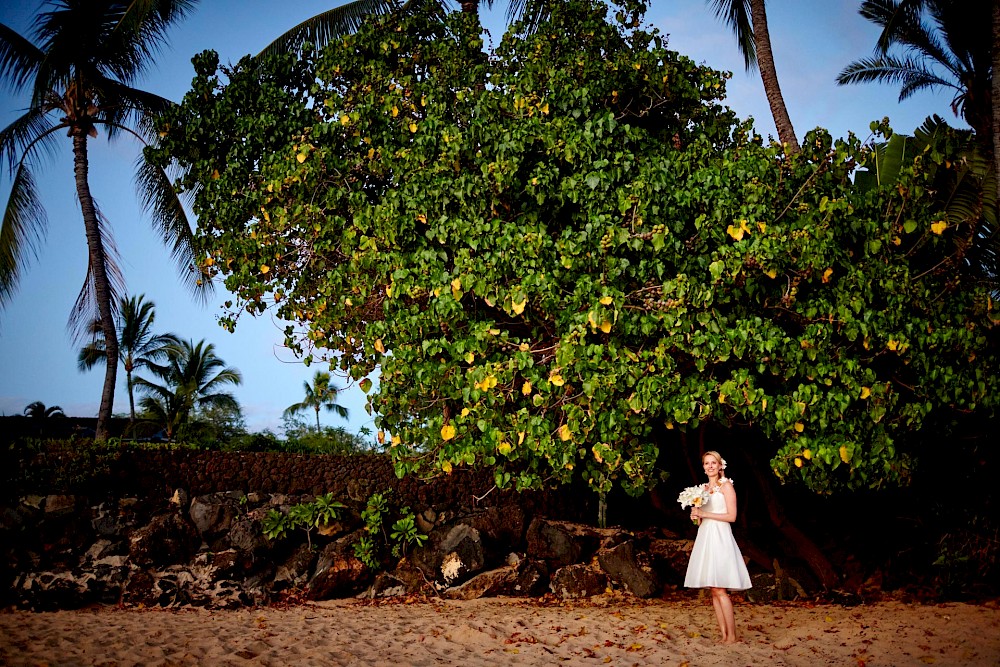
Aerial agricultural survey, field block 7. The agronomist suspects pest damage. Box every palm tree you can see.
[837,1,992,149]
[78,293,180,424]
[23,400,65,418]
[0,0,207,441]
[255,0,549,60]
[133,338,241,440]
[283,370,349,431]
[706,0,799,154]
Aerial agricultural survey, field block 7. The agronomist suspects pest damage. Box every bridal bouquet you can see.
[677,485,710,525]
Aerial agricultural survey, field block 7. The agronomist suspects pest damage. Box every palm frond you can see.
[707,0,755,71]
[0,22,44,95]
[836,55,958,97]
[68,203,126,343]
[256,0,402,60]
[134,152,212,300]
[0,108,62,176]
[0,162,47,311]
[93,77,174,142]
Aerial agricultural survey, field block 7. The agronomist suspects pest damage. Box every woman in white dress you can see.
[684,450,751,643]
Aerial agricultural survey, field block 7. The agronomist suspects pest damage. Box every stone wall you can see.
[107,450,590,520]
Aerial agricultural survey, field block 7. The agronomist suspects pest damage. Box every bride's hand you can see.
[691,509,699,520]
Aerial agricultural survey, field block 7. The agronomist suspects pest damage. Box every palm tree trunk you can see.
[73,132,119,442]
[459,0,478,13]
[992,0,1000,205]
[315,405,321,431]
[127,370,136,424]
[751,0,799,155]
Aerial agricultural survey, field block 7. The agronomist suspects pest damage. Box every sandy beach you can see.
[2,594,998,666]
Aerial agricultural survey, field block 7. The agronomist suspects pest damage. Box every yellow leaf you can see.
[377,430,385,444]
[391,105,399,117]
[391,434,401,446]
[757,222,766,233]
[497,441,511,455]
[296,152,307,163]
[409,122,418,133]
[887,339,899,351]
[839,445,850,464]
[519,342,529,352]
[599,320,612,333]
[386,284,393,297]
[374,339,385,354]
[442,460,453,474]
[931,220,947,235]
[794,457,803,468]
[451,277,462,293]
[464,352,474,363]
[512,297,526,315]
[211,169,220,180]
[592,445,603,463]
[764,268,777,279]
[416,213,426,223]
[599,296,613,305]
[588,311,598,329]
[540,102,549,115]
[340,114,350,126]
[794,422,804,432]
[460,407,470,417]
[549,372,565,387]
[860,386,871,399]
[803,448,812,460]
[260,264,270,274]
[522,381,532,395]
[822,268,833,283]
[718,393,727,404]
[726,224,745,241]
[441,424,456,441]
[558,424,571,441]
[518,431,525,445]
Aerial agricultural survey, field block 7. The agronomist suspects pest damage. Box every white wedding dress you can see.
[683,478,752,590]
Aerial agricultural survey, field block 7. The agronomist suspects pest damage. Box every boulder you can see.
[308,533,370,600]
[189,493,242,541]
[129,512,199,567]
[274,543,317,591]
[526,519,627,568]
[596,540,660,598]
[550,564,609,599]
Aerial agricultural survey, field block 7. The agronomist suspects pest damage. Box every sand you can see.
[2,595,998,666]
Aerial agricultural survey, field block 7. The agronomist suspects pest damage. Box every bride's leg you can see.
[715,588,738,643]
[710,588,727,641]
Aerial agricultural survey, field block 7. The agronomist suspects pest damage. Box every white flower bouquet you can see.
[677,485,710,525]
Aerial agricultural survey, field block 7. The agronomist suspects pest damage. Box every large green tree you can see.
[0,0,206,441]
[706,0,798,154]
[155,0,998,500]
[283,370,350,431]
[78,293,181,423]
[133,338,242,440]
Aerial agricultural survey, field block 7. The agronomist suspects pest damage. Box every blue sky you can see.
[0,1,964,437]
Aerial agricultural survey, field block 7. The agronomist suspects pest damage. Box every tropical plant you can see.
[133,338,242,440]
[837,0,993,149]
[23,400,65,418]
[0,0,207,440]
[283,370,349,431]
[706,0,798,153]
[154,0,999,508]
[77,293,181,423]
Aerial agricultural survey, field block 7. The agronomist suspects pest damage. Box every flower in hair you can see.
[719,457,727,470]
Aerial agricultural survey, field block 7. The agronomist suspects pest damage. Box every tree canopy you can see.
[153,0,999,496]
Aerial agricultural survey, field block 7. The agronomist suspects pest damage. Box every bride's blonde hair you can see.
[703,450,727,479]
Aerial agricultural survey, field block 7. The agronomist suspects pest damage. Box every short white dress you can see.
[683,478,752,590]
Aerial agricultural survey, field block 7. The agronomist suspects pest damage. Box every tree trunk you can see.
[992,0,1000,205]
[460,0,478,13]
[315,405,321,431]
[127,370,136,424]
[73,132,119,442]
[745,457,838,590]
[751,0,799,155]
